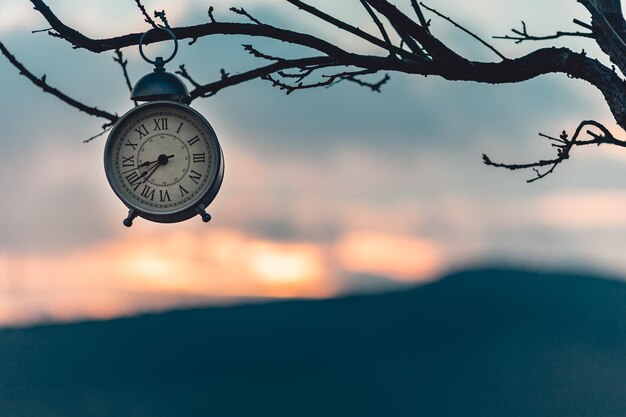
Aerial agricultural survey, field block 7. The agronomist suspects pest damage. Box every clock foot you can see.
[123,209,138,227]
[196,204,211,223]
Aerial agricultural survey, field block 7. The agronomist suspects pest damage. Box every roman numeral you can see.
[193,153,206,163]
[135,124,149,138]
[188,170,202,184]
[187,135,200,146]
[125,140,138,151]
[159,189,171,202]
[140,185,155,201]
[125,171,142,191]
[153,118,168,131]
[122,155,134,167]
[176,122,184,134]
[179,185,189,197]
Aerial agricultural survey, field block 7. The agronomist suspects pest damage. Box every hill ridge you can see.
[1,268,626,417]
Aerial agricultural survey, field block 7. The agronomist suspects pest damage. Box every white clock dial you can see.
[104,101,223,223]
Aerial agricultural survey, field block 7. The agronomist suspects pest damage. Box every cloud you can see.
[0,225,447,326]
[533,191,626,230]
[0,0,39,34]
[334,232,443,281]
[0,141,121,251]
[0,228,321,325]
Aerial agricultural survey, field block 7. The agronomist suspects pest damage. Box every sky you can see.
[1,0,626,326]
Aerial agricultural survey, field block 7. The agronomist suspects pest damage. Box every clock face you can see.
[104,101,223,223]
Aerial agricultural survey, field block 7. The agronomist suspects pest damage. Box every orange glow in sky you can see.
[335,232,443,281]
[0,228,442,326]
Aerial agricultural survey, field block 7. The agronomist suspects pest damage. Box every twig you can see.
[134,0,158,28]
[420,2,507,61]
[483,120,626,182]
[359,0,395,57]
[154,10,170,28]
[362,0,429,59]
[342,72,390,92]
[384,18,430,59]
[176,64,202,89]
[573,19,593,31]
[284,0,420,61]
[187,56,336,99]
[266,68,389,95]
[242,44,284,61]
[411,0,430,31]
[230,7,262,25]
[31,27,52,34]
[113,49,135,96]
[83,123,113,143]
[494,20,594,44]
[112,52,130,92]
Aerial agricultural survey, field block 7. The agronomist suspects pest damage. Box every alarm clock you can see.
[103,27,224,227]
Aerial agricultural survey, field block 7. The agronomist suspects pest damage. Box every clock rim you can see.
[104,100,224,223]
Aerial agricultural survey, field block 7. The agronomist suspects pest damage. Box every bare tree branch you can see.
[375,3,430,58]
[30,0,417,61]
[494,20,594,44]
[186,56,337,99]
[134,0,157,29]
[230,7,262,25]
[420,2,506,61]
[83,124,113,143]
[573,18,594,31]
[410,0,430,32]
[363,0,466,64]
[175,64,203,89]
[30,5,354,61]
[283,0,417,60]
[483,120,626,182]
[0,40,117,122]
[10,0,626,182]
[359,0,395,57]
[208,6,216,24]
[242,44,284,61]
[266,68,389,94]
[577,0,626,74]
[31,27,52,34]
[113,49,133,93]
[113,48,137,107]
[154,10,170,28]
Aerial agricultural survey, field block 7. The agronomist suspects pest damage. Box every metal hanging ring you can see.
[138,26,178,66]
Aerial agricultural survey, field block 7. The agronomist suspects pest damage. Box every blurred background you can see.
[1,0,625,326]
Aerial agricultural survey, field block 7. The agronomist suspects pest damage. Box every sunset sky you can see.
[1,0,625,326]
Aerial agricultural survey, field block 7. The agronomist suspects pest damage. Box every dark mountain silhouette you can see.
[2,268,626,417]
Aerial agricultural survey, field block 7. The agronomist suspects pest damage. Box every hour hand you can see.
[120,155,173,175]
[120,160,156,175]
[142,154,175,183]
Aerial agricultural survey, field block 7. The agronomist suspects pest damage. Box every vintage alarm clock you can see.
[104,27,224,227]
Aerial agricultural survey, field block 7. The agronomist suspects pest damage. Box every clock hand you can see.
[121,160,157,175]
[141,163,161,184]
[142,154,175,184]
[121,155,175,175]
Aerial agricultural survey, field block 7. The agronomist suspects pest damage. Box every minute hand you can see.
[121,159,156,175]
[142,155,175,183]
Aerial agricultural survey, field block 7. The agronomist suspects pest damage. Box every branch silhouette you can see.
[494,20,594,44]
[0,40,117,123]
[0,0,624,182]
[483,121,626,183]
